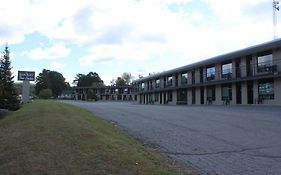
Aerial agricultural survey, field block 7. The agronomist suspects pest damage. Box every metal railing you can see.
[135,58,281,92]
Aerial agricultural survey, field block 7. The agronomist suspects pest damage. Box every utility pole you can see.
[273,0,279,39]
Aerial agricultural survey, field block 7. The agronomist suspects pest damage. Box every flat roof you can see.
[73,85,132,90]
[133,39,281,83]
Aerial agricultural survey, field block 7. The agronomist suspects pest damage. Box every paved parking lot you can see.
[63,101,281,175]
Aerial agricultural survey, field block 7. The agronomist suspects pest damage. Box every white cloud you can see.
[48,62,65,69]
[79,54,115,67]
[21,44,71,60]
[2,0,280,78]
[70,0,278,67]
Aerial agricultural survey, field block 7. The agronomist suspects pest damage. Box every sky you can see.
[0,0,280,85]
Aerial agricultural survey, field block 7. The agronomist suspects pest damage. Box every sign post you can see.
[18,71,35,103]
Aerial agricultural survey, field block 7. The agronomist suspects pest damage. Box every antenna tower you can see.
[273,0,279,39]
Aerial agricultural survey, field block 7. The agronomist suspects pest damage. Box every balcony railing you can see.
[135,60,281,92]
[257,65,277,73]
[167,81,173,87]
[221,73,232,79]
[206,75,215,81]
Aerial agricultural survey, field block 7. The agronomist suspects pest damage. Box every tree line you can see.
[35,71,133,99]
[0,45,134,110]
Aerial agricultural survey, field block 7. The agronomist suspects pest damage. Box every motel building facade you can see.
[73,85,137,101]
[133,39,281,106]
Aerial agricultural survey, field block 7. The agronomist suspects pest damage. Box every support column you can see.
[22,80,30,103]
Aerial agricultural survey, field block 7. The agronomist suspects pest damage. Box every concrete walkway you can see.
[63,101,281,175]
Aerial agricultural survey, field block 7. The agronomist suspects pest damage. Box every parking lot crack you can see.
[161,146,272,156]
[240,153,281,159]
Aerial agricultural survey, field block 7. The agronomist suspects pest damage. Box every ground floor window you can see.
[154,93,159,102]
[207,86,216,101]
[258,79,274,100]
[149,94,153,103]
[221,84,232,100]
[168,91,173,102]
[117,95,122,100]
[177,89,187,102]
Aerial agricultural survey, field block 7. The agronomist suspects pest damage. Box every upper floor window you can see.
[181,72,188,85]
[257,51,275,73]
[206,66,215,81]
[148,81,153,90]
[155,79,160,88]
[222,63,232,79]
[191,71,195,84]
[167,76,173,86]
[141,83,145,90]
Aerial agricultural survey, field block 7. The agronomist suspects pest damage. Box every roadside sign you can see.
[18,71,35,81]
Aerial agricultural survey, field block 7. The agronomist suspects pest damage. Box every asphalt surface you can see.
[62,101,281,175]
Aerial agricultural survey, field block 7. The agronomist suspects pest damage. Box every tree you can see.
[73,72,104,87]
[0,45,20,110]
[14,82,36,97]
[115,77,126,86]
[111,72,133,86]
[38,89,53,99]
[121,72,133,85]
[35,69,67,98]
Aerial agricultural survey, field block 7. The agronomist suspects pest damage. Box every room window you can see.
[206,66,215,81]
[167,76,173,86]
[148,81,153,90]
[141,83,145,90]
[154,93,159,102]
[181,73,188,85]
[168,91,173,101]
[155,79,160,88]
[124,88,128,93]
[257,52,275,73]
[177,89,187,102]
[207,86,216,101]
[222,63,232,79]
[258,79,274,100]
[221,84,232,100]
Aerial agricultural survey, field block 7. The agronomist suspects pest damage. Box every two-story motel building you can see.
[133,39,281,105]
[74,85,137,101]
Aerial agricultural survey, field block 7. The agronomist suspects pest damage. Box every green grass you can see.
[0,100,187,175]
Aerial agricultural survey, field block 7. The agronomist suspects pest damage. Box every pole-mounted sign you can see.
[18,71,35,103]
[18,71,35,81]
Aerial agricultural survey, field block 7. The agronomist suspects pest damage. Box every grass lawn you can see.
[0,100,186,175]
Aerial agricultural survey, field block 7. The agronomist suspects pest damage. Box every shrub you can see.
[38,89,53,99]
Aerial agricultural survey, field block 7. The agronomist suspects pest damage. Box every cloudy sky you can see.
[0,0,280,85]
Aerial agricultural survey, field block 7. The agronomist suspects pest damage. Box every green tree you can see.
[111,72,133,86]
[121,72,133,85]
[35,69,67,98]
[74,72,104,87]
[38,89,53,99]
[0,45,20,110]
[115,77,126,86]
